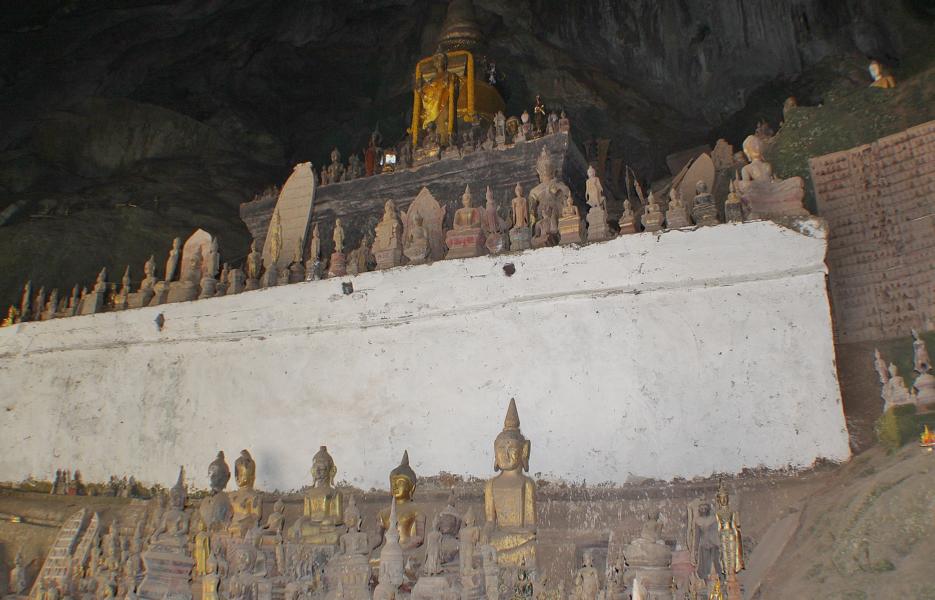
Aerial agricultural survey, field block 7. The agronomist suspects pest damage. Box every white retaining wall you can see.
[0,220,851,491]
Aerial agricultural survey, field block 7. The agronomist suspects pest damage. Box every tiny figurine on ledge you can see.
[868,60,896,89]
[445,185,486,259]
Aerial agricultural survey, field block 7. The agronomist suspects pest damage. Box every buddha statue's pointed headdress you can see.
[494,398,531,472]
[390,450,418,485]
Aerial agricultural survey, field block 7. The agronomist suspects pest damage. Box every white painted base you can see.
[0,220,850,491]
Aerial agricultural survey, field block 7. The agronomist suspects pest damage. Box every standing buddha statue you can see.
[289,445,345,544]
[377,451,426,552]
[715,481,744,580]
[482,398,537,567]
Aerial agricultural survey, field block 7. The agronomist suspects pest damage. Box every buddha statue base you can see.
[411,575,456,600]
[289,263,305,283]
[127,289,154,309]
[198,276,218,299]
[486,530,537,569]
[485,232,509,255]
[665,208,691,229]
[148,281,169,306]
[509,227,531,251]
[740,177,808,219]
[138,548,194,600]
[328,253,347,278]
[166,280,199,304]
[199,492,233,532]
[641,214,663,233]
[558,215,585,245]
[724,198,743,223]
[289,519,343,546]
[691,205,719,227]
[78,290,105,315]
[261,266,279,288]
[324,553,370,600]
[413,146,441,166]
[586,207,611,242]
[914,372,935,406]
[403,240,430,265]
[244,277,260,291]
[618,213,638,235]
[374,247,402,271]
[445,228,486,260]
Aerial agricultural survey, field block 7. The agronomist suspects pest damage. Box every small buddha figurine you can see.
[194,520,211,576]
[289,445,345,544]
[459,507,480,575]
[333,219,345,254]
[665,188,690,229]
[482,398,537,567]
[203,553,220,600]
[558,194,585,244]
[422,515,444,576]
[228,450,262,538]
[533,95,547,136]
[325,148,345,184]
[165,237,182,283]
[714,481,744,578]
[262,498,286,537]
[641,191,665,232]
[723,176,743,223]
[570,550,600,600]
[445,185,486,259]
[373,200,403,270]
[245,239,263,282]
[403,214,431,264]
[690,180,719,226]
[869,60,896,89]
[150,467,189,548]
[377,451,426,551]
[141,255,158,290]
[483,186,508,254]
[738,134,807,217]
[510,183,529,230]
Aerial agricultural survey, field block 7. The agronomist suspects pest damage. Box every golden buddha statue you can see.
[228,449,262,538]
[714,480,744,578]
[289,445,345,545]
[193,520,210,576]
[377,450,426,551]
[869,60,896,89]
[410,0,505,148]
[482,398,537,567]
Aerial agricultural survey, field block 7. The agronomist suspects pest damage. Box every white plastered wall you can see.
[0,220,851,491]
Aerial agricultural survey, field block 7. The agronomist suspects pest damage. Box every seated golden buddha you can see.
[482,398,537,567]
[410,0,505,150]
[376,451,426,553]
[289,446,345,544]
[228,450,262,538]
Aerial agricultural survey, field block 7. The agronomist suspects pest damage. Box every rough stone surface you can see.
[262,163,317,272]
[0,221,848,490]
[810,120,935,343]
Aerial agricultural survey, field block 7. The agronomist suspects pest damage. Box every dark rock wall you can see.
[0,0,927,305]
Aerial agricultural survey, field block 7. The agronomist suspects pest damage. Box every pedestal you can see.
[586,207,611,242]
[261,267,279,288]
[403,242,430,265]
[509,227,531,251]
[374,247,403,271]
[618,214,638,235]
[149,282,169,306]
[166,280,199,304]
[641,214,663,233]
[128,289,155,309]
[198,277,217,299]
[558,215,585,245]
[138,548,194,600]
[328,253,347,278]
[914,372,935,409]
[305,260,322,281]
[445,229,486,260]
[78,290,105,315]
[289,263,305,284]
[411,576,454,600]
[244,278,260,291]
[666,207,691,229]
[485,232,509,255]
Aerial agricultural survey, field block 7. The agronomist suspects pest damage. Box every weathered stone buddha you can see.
[228,450,262,538]
[618,199,638,234]
[403,214,431,264]
[585,165,611,242]
[482,186,509,254]
[323,147,345,185]
[377,451,426,552]
[509,182,532,250]
[723,176,743,224]
[665,188,690,229]
[289,446,345,545]
[373,200,403,270]
[445,185,486,259]
[245,239,263,290]
[482,398,537,567]
[149,467,190,549]
[640,191,665,233]
[738,134,807,218]
[570,550,600,600]
[622,512,672,597]
[329,219,348,277]
[200,451,233,532]
[690,180,719,226]
[417,52,460,147]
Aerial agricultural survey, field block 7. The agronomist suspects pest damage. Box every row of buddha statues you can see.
[316,98,572,188]
[16,400,747,600]
[0,122,807,326]
[874,329,935,413]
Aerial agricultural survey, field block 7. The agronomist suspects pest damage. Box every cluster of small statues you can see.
[873,329,935,413]
[16,399,748,600]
